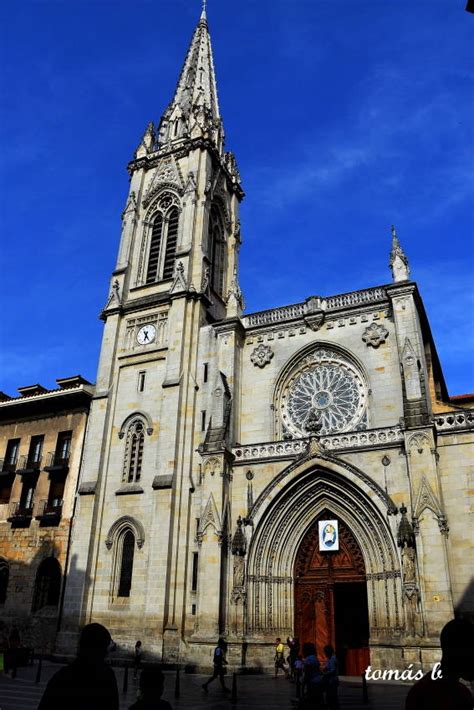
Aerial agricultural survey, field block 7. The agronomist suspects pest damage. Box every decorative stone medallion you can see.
[362,323,389,348]
[251,344,274,368]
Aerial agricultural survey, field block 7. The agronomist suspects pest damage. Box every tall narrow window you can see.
[208,207,226,296]
[146,213,163,283]
[203,363,208,383]
[55,431,72,464]
[32,558,61,612]
[0,559,9,604]
[3,438,20,471]
[124,419,145,483]
[163,207,179,280]
[118,530,135,597]
[28,435,44,468]
[138,371,146,393]
[191,552,199,592]
[201,411,206,432]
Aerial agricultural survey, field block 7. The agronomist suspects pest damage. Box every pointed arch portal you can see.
[294,514,370,674]
[245,458,403,675]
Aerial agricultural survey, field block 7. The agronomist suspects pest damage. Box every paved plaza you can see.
[0,661,412,710]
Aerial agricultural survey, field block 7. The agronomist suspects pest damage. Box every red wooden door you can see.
[294,515,369,674]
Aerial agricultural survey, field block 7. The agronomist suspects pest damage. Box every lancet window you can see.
[117,529,135,598]
[145,192,180,284]
[208,206,226,297]
[123,419,145,483]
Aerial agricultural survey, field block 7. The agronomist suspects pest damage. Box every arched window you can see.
[146,213,163,283]
[123,419,144,483]
[208,206,226,297]
[117,530,135,598]
[32,557,61,612]
[145,194,180,284]
[163,207,179,280]
[0,558,9,604]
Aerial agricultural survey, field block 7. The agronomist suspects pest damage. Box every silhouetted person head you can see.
[440,618,474,681]
[217,637,227,650]
[302,642,316,657]
[136,640,142,648]
[78,623,111,662]
[324,645,335,658]
[276,637,281,643]
[139,666,165,700]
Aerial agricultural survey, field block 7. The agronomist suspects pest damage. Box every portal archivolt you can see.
[245,461,402,640]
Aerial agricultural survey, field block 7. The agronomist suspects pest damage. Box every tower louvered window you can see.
[163,207,179,280]
[146,213,163,283]
[145,194,180,285]
[124,420,144,483]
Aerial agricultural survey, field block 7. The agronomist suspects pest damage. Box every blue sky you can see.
[0,0,473,396]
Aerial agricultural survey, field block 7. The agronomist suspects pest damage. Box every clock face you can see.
[136,324,156,345]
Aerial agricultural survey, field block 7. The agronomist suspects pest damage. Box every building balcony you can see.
[0,458,17,474]
[16,454,42,474]
[35,498,63,525]
[7,500,35,525]
[44,451,70,473]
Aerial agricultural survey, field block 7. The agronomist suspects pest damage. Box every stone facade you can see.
[51,9,473,673]
[0,377,93,653]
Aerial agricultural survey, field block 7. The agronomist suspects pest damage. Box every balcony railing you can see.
[7,500,35,521]
[36,498,63,521]
[16,454,42,472]
[44,451,70,469]
[0,458,17,474]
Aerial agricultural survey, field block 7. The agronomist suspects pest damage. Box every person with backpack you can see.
[201,638,230,694]
[274,637,289,678]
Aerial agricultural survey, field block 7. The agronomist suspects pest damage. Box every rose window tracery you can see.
[280,349,368,437]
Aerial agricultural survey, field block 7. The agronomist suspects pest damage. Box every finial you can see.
[389,224,410,282]
[200,0,207,20]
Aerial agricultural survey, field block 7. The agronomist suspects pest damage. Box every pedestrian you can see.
[294,654,304,685]
[405,618,474,710]
[301,642,323,706]
[274,637,289,678]
[37,622,119,710]
[322,644,339,710]
[287,636,299,680]
[134,640,143,679]
[202,638,230,693]
[128,666,172,710]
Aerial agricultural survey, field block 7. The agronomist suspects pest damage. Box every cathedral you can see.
[24,7,472,672]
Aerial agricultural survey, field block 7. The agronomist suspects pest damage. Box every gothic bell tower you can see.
[110,5,244,322]
[58,7,244,659]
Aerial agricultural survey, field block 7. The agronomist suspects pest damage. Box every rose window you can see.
[280,350,367,437]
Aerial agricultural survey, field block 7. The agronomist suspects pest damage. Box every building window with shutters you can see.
[32,557,61,612]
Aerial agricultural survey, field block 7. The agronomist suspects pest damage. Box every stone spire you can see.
[157,7,224,153]
[390,225,410,282]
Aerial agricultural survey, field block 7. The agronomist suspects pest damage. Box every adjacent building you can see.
[0,376,93,652]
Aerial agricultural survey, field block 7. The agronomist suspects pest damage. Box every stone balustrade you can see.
[243,286,387,329]
[434,410,474,432]
[232,425,403,463]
